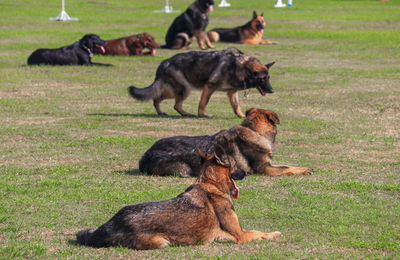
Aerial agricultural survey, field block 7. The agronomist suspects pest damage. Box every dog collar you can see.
[81,44,93,57]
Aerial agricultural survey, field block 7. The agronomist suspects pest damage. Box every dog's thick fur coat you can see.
[162,0,215,50]
[76,149,280,250]
[140,108,313,177]
[128,48,275,118]
[27,34,111,66]
[208,11,277,45]
[95,33,159,56]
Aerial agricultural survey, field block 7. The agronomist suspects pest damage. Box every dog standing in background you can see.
[162,0,215,50]
[128,48,275,118]
[208,11,277,45]
[76,147,281,250]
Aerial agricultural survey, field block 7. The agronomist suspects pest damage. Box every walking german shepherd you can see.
[162,0,215,50]
[140,108,313,177]
[76,148,281,250]
[128,48,275,118]
[208,11,277,45]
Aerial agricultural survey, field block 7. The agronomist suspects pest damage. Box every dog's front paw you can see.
[303,168,314,175]
[262,231,282,240]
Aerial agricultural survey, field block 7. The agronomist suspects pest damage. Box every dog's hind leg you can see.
[168,70,195,116]
[198,85,216,117]
[174,95,195,117]
[227,90,245,118]
[134,234,170,250]
[153,99,167,115]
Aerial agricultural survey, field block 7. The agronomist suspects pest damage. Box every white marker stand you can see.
[274,0,286,8]
[49,0,78,21]
[218,0,231,7]
[153,0,180,13]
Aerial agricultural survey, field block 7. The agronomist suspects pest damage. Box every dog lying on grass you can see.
[94,33,159,56]
[27,34,111,66]
[208,11,277,45]
[128,48,275,118]
[140,108,313,177]
[76,147,281,250]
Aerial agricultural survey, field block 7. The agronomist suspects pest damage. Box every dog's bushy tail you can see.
[161,33,190,49]
[128,81,161,101]
[76,228,109,248]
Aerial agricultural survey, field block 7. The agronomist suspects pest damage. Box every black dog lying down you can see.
[27,34,111,66]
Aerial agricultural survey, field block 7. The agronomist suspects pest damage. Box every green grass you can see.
[1,0,399,258]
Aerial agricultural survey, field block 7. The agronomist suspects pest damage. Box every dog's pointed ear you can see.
[265,111,280,125]
[260,12,264,17]
[253,11,257,19]
[196,147,213,160]
[214,145,230,167]
[265,61,275,69]
[245,108,257,117]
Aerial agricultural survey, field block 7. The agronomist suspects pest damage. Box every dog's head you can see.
[242,108,280,138]
[80,34,107,54]
[137,33,160,56]
[250,11,266,31]
[240,57,275,96]
[196,146,247,199]
[196,0,214,12]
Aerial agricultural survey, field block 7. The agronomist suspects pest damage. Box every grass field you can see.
[1,0,399,258]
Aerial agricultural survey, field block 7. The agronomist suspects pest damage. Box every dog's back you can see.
[139,134,218,177]
[27,43,79,65]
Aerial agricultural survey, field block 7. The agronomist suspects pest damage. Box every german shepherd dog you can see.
[140,108,313,177]
[76,147,281,250]
[94,33,159,56]
[162,0,215,50]
[208,11,277,45]
[128,48,275,118]
[27,34,111,66]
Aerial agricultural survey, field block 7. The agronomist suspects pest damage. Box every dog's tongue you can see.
[208,5,214,12]
[231,179,239,199]
[99,45,106,54]
[150,49,157,56]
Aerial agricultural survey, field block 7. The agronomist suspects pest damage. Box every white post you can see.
[218,0,231,7]
[274,0,286,8]
[49,0,79,21]
[153,0,180,13]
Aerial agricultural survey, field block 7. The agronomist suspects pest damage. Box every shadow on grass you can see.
[87,113,183,119]
[87,113,221,119]
[119,168,148,176]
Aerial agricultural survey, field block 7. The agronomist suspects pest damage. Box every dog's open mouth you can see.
[97,44,106,54]
[256,86,267,96]
[150,48,157,56]
[231,178,239,199]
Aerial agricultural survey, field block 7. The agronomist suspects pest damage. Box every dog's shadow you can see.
[87,113,225,119]
[88,113,190,119]
[121,168,148,176]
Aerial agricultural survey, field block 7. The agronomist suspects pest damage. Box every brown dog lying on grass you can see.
[94,33,160,56]
[140,108,313,177]
[76,147,281,250]
[208,11,277,45]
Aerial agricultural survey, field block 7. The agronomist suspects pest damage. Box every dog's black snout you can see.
[232,169,247,180]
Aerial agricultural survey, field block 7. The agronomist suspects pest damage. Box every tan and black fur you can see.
[128,48,275,118]
[140,108,313,177]
[76,148,281,250]
[208,11,277,45]
[162,0,215,50]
